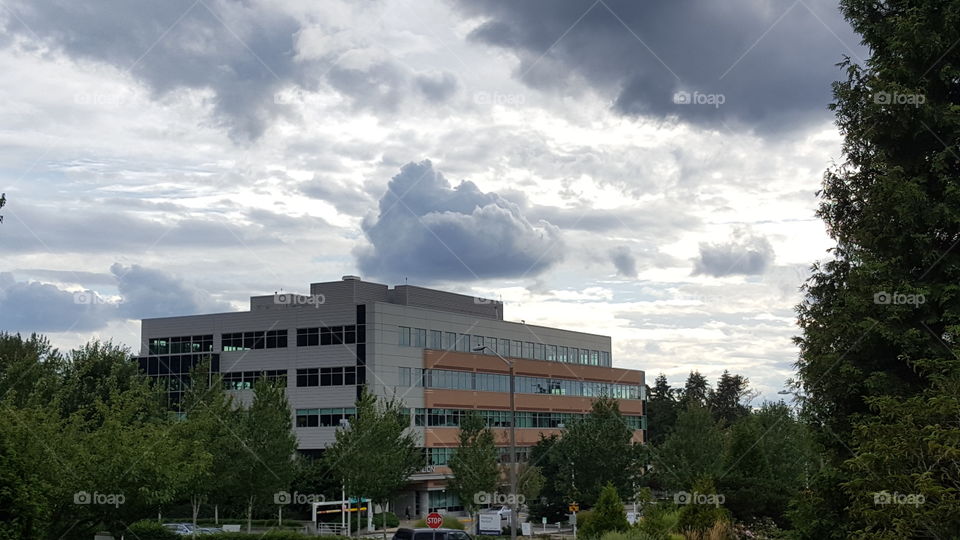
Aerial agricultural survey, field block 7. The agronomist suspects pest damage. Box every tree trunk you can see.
[215,504,219,525]
[247,496,254,533]
[191,494,201,529]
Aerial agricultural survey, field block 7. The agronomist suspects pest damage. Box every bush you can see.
[635,504,681,540]
[350,511,399,530]
[580,484,630,538]
[208,533,349,540]
[126,521,180,540]
[413,516,464,530]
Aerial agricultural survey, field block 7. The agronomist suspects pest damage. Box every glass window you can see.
[399,367,411,386]
[399,327,411,346]
[601,351,610,366]
[472,335,484,351]
[296,368,318,387]
[522,342,534,359]
[590,350,599,365]
[486,337,497,354]
[430,330,442,349]
[412,328,427,347]
[534,343,545,360]
[344,325,356,344]
[457,334,471,352]
[443,332,456,350]
[547,345,557,361]
[558,346,568,362]
[511,340,521,358]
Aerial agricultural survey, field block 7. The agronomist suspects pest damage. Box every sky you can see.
[0,0,867,401]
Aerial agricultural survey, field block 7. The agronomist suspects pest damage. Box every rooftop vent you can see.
[342,275,361,281]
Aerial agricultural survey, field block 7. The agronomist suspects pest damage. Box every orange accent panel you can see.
[424,350,644,385]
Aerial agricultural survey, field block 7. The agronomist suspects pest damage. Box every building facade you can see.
[137,276,646,516]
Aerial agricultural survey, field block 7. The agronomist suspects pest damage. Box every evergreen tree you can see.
[706,370,751,426]
[795,0,960,536]
[679,371,709,409]
[645,373,679,445]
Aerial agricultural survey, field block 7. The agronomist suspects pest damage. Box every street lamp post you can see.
[474,345,517,540]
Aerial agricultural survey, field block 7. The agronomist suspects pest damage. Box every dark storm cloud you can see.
[452,0,863,132]
[4,0,305,141]
[692,231,775,277]
[112,263,230,319]
[2,205,279,255]
[0,273,113,333]
[609,246,637,277]
[0,265,231,333]
[355,160,563,281]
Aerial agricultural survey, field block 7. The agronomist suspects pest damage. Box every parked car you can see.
[163,523,196,535]
[197,527,222,535]
[393,527,473,540]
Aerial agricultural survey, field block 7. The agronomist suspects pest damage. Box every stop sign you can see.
[426,512,443,529]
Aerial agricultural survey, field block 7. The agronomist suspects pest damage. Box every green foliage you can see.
[208,532,349,540]
[126,520,180,540]
[645,374,678,447]
[413,516,464,529]
[349,511,399,530]
[554,397,643,506]
[526,435,568,523]
[235,377,298,532]
[649,405,724,492]
[634,504,680,540]
[448,411,499,515]
[325,389,423,531]
[705,371,751,426]
[792,0,960,533]
[579,484,629,538]
[675,480,729,535]
[841,367,960,538]
[720,403,813,526]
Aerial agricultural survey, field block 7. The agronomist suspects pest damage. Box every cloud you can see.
[112,263,230,319]
[0,265,232,333]
[2,204,279,255]
[355,160,563,281]
[692,230,775,277]
[452,0,862,132]
[299,176,373,216]
[0,273,113,333]
[415,71,459,102]
[609,246,637,277]
[3,0,307,141]
[2,0,460,140]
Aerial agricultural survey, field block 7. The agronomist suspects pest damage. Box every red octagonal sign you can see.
[426,512,443,529]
